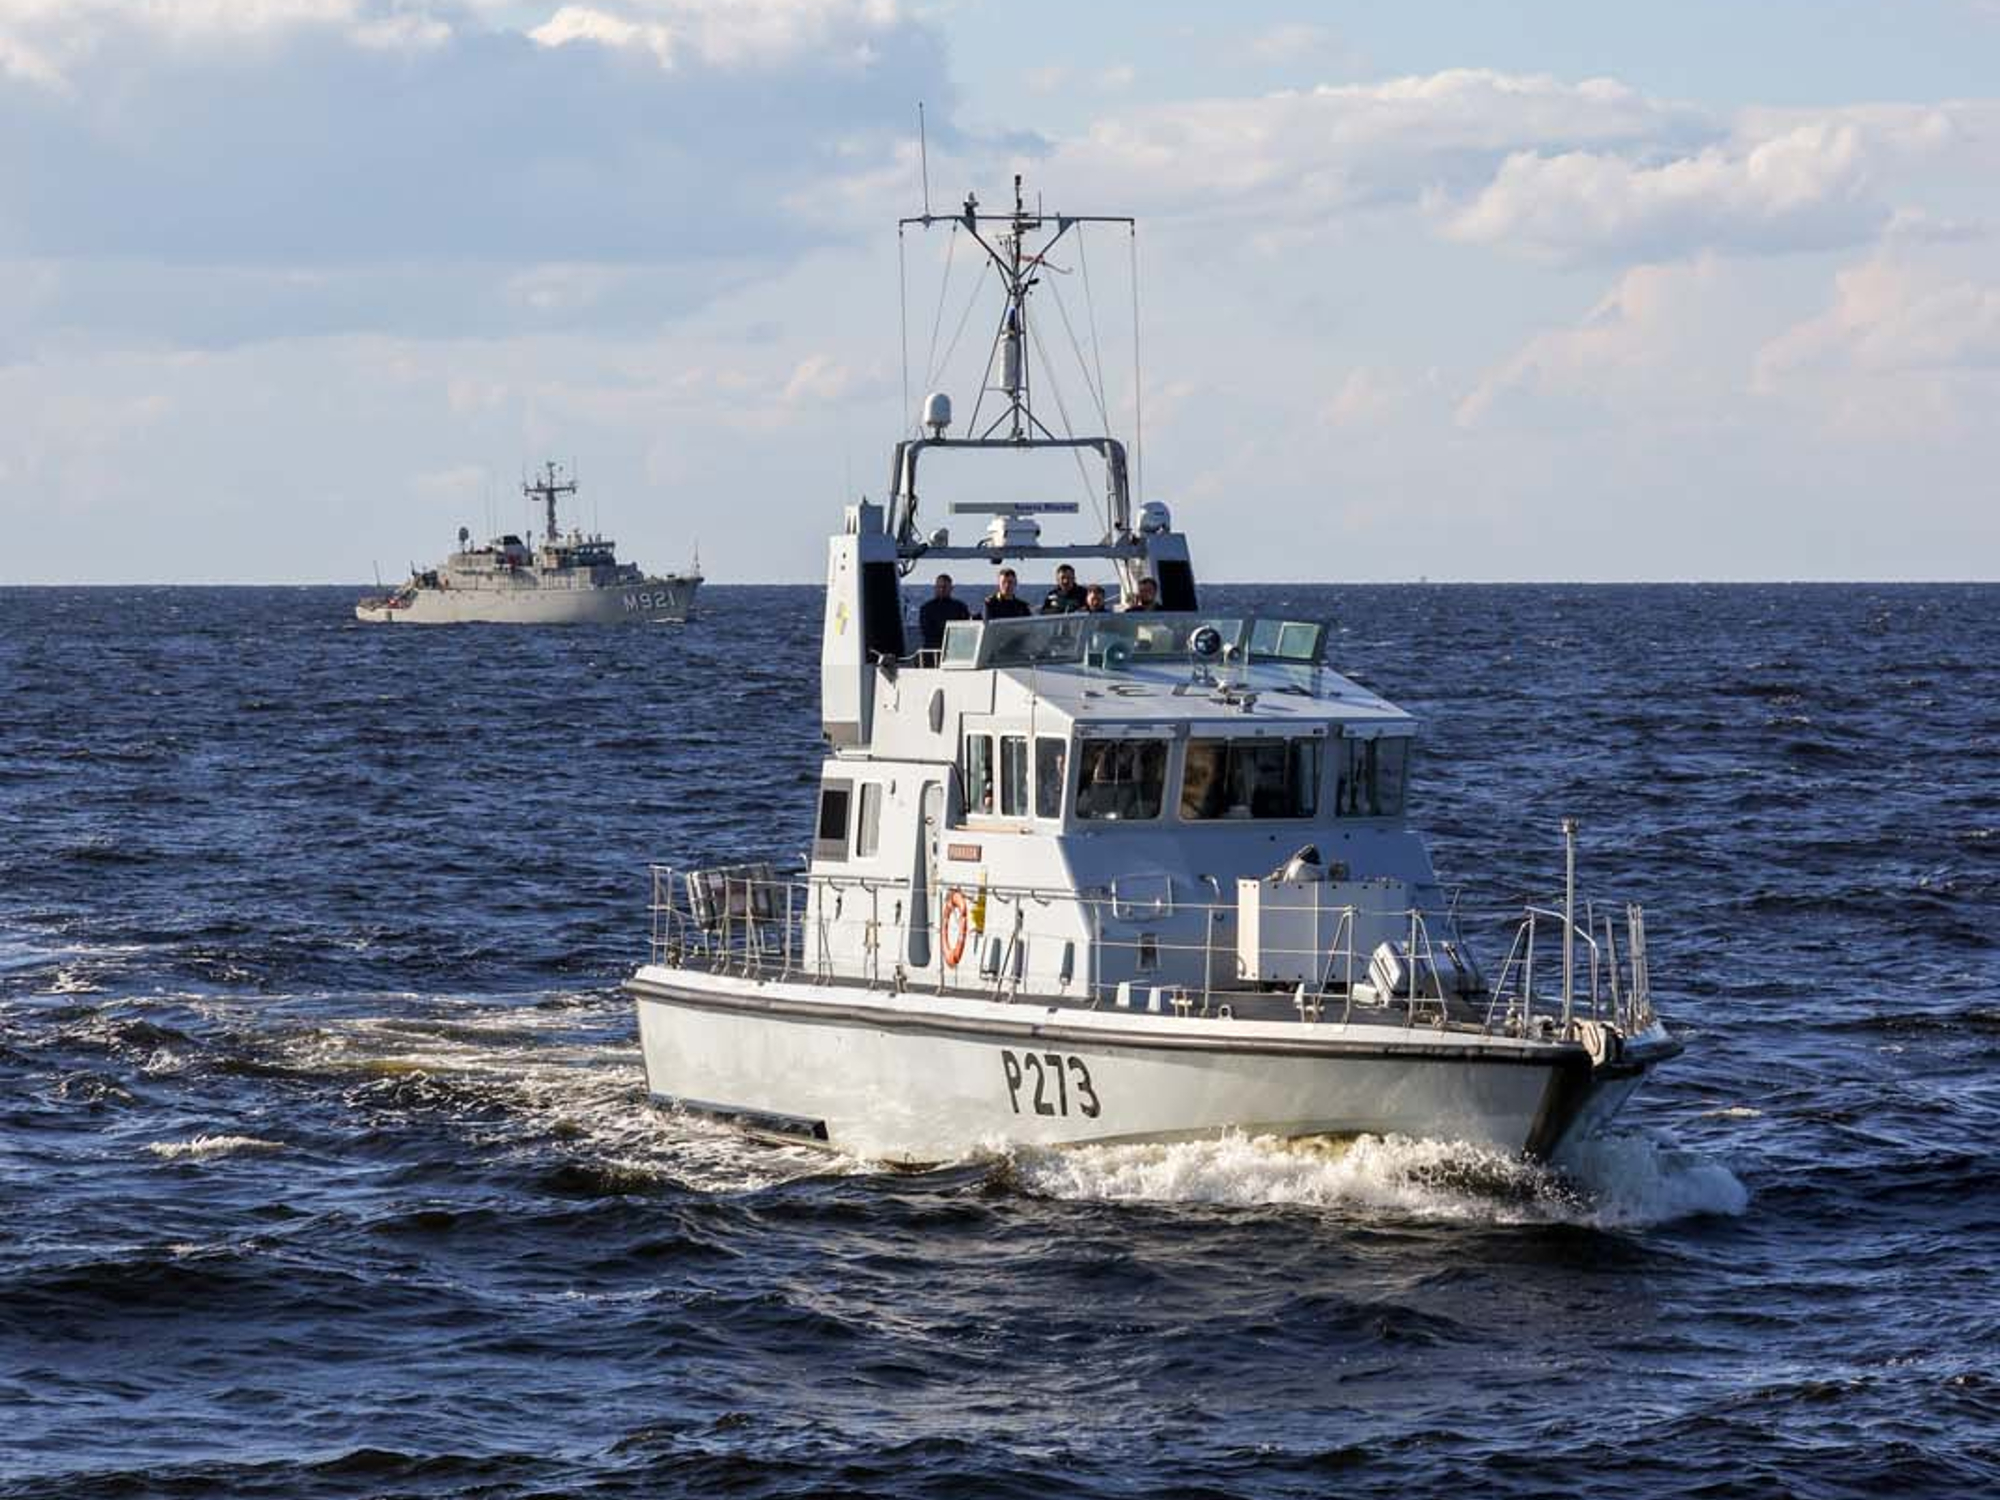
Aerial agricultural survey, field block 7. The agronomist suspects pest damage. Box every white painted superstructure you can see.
[627,178,1678,1165]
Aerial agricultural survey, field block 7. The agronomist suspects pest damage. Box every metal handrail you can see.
[642,863,1657,1040]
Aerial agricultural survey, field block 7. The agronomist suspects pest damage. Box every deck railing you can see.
[643,865,1658,1041]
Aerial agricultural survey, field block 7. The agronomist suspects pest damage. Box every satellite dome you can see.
[922,391,953,436]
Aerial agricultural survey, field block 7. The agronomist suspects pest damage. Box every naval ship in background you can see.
[355,462,701,625]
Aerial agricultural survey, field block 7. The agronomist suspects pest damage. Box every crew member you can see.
[917,573,971,652]
[1122,576,1161,612]
[1041,563,1087,614]
[982,568,1033,621]
[1081,583,1109,613]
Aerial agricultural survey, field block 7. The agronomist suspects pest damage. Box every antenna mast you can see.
[523,460,577,546]
[917,101,931,218]
[904,175,1133,445]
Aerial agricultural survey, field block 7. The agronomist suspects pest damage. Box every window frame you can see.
[999,735,1030,818]
[814,778,854,861]
[855,782,883,858]
[1178,735,1323,822]
[1034,735,1069,821]
[1075,737,1170,823]
[1335,734,1412,819]
[963,734,995,820]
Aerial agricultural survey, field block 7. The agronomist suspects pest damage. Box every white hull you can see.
[629,967,1669,1165]
[356,575,699,625]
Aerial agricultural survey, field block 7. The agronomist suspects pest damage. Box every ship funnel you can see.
[922,391,953,437]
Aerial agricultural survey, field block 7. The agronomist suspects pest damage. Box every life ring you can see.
[941,888,971,967]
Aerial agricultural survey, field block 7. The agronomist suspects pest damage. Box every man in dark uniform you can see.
[1122,576,1161,612]
[982,567,1033,620]
[917,573,971,652]
[1040,563,1087,614]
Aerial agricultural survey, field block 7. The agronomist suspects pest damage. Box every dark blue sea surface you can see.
[2,583,1996,1499]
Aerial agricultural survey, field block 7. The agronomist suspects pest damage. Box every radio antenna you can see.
[917,101,932,218]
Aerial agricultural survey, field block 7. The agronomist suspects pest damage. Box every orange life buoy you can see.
[941,888,971,967]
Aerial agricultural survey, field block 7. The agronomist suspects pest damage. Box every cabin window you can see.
[856,783,883,858]
[1076,740,1167,821]
[965,736,994,815]
[1000,736,1030,818]
[814,779,853,860]
[1180,737,1321,820]
[1336,737,1411,818]
[1035,737,1068,819]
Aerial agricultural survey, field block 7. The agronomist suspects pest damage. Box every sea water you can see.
[1,583,1995,1498]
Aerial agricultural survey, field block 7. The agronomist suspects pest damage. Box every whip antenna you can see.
[917,101,932,219]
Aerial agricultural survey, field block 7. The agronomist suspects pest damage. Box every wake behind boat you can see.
[356,462,700,625]
[625,179,1679,1165]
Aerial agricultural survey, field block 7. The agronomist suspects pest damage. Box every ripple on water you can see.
[2,583,1997,1499]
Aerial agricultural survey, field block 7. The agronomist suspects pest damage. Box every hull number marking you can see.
[624,591,679,612]
[1001,1050,1101,1119]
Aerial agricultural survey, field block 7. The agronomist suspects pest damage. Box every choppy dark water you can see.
[2,583,1996,1499]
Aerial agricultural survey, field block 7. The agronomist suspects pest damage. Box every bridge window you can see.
[856,783,883,857]
[1336,737,1410,818]
[1000,736,1029,817]
[1035,737,1067,819]
[814,779,852,860]
[965,735,993,815]
[1076,740,1167,821]
[1180,738,1321,820]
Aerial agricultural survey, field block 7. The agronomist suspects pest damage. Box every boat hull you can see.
[355,575,699,625]
[628,969,1667,1165]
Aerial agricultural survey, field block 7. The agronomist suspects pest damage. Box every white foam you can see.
[1557,1131,1751,1227]
[291,993,838,1194]
[147,1134,286,1161]
[1012,1129,1747,1229]
[1012,1133,1567,1222]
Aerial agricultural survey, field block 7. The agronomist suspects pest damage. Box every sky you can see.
[3,0,1998,583]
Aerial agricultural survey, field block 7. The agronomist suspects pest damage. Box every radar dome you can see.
[922,391,953,436]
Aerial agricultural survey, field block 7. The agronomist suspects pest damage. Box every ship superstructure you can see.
[356,462,700,625]
[625,181,1678,1163]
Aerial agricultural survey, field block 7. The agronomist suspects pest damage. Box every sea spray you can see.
[1010,1129,1746,1228]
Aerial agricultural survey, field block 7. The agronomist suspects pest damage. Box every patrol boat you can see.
[355,462,700,625]
[626,181,1679,1165]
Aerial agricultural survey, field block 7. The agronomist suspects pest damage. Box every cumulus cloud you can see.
[530,0,907,72]
[0,0,946,340]
[1028,73,1983,273]
[1041,69,1714,225]
[1758,259,2000,381]
[1445,110,1963,262]
[1456,258,1745,426]
[1445,124,1880,261]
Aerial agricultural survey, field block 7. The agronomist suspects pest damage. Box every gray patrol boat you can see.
[355,462,701,625]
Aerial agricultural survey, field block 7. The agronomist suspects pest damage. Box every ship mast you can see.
[523,461,577,545]
[891,176,1138,558]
